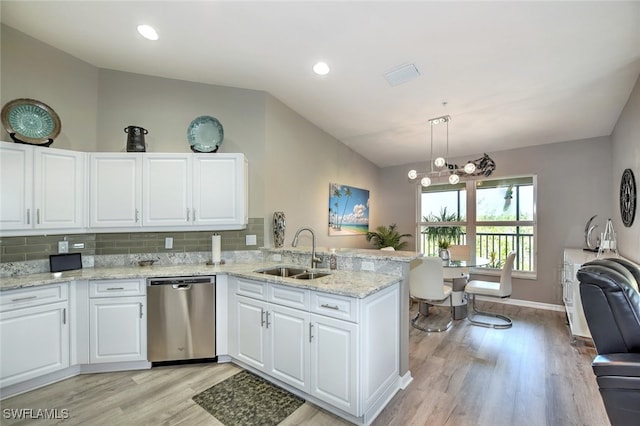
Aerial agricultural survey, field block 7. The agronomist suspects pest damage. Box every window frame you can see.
[417,174,537,279]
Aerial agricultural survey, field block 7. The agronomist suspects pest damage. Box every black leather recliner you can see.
[577,258,640,426]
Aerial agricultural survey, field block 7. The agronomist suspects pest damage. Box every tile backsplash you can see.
[0,218,264,263]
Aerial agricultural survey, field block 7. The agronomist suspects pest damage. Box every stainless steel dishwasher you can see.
[147,276,216,364]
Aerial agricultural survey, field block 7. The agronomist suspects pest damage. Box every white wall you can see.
[611,74,640,263]
[380,136,613,305]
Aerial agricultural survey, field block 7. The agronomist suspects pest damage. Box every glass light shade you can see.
[463,162,476,174]
[448,174,460,184]
[408,169,418,179]
[434,157,446,168]
[421,177,432,187]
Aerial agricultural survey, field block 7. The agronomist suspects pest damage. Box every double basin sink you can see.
[255,266,330,280]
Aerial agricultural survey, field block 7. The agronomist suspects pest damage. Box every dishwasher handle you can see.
[172,284,192,290]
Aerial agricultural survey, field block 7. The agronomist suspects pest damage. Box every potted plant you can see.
[422,207,463,259]
[366,223,412,250]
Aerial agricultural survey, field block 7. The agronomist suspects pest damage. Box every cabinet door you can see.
[0,142,33,230]
[89,296,146,363]
[309,313,358,415]
[235,295,268,371]
[89,154,142,228]
[142,154,191,226]
[33,148,84,229]
[193,154,246,226]
[0,301,69,387]
[268,304,309,392]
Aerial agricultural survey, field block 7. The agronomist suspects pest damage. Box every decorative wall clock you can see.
[620,168,636,227]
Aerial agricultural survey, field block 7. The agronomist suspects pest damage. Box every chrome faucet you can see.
[292,227,322,269]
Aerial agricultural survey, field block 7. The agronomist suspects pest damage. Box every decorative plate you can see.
[1,98,61,144]
[620,168,636,227]
[187,115,224,153]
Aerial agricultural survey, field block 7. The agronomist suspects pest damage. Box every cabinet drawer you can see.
[90,279,145,298]
[311,292,358,322]
[1,283,69,311]
[269,284,310,310]
[236,279,267,299]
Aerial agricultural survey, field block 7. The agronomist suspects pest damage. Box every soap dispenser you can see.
[329,249,337,270]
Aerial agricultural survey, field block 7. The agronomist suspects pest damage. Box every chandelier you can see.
[407,115,496,187]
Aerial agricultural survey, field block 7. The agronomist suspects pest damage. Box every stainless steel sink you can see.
[254,266,330,280]
[255,267,307,277]
[292,272,331,280]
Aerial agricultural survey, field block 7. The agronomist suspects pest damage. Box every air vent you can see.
[383,63,421,86]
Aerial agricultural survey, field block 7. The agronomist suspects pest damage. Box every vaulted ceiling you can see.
[2,1,639,167]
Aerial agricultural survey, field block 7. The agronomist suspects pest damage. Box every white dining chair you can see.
[409,256,453,332]
[464,251,517,329]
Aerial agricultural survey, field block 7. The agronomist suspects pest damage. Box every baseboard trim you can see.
[474,296,565,312]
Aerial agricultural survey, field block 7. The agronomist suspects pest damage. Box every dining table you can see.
[443,257,490,319]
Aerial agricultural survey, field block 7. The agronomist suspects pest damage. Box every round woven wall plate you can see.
[1,98,61,144]
[620,168,636,227]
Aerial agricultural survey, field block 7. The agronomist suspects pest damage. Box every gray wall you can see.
[379,136,614,305]
[264,96,379,249]
[611,74,640,263]
[1,25,98,151]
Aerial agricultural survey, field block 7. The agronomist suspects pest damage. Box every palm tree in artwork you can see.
[333,187,342,230]
[338,186,352,230]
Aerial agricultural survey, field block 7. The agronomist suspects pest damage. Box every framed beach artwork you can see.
[329,183,370,236]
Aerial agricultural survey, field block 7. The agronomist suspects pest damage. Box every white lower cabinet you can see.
[88,280,147,363]
[309,312,358,414]
[0,283,70,388]
[230,277,399,421]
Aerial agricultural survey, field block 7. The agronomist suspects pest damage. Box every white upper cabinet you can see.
[0,142,84,234]
[142,154,191,226]
[89,153,142,228]
[193,154,247,227]
[92,152,247,231]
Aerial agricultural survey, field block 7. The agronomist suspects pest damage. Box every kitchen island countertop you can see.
[0,262,401,299]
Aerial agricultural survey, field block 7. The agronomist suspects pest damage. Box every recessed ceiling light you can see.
[137,24,158,41]
[313,62,330,76]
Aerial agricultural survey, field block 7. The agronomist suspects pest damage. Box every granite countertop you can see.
[0,262,401,299]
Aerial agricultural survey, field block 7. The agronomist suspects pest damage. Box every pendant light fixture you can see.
[408,113,496,187]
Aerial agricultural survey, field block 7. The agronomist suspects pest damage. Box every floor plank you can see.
[1,301,608,425]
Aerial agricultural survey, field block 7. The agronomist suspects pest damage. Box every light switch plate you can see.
[246,235,257,246]
[165,237,173,249]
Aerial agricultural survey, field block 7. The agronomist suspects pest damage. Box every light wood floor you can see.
[1,301,608,426]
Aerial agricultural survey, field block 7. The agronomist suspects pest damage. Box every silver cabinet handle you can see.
[63,308,67,325]
[36,208,40,224]
[320,303,340,310]
[135,209,140,222]
[265,311,271,328]
[106,287,125,291]
[12,295,37,302]
[187,208,190,222]
[309,322,314,343]
[261,308,266,327]
[26,208,30,225]
[139,303,143,319]
[192,208,196,222]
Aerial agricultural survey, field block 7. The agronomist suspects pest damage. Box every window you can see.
[419,175,536,274]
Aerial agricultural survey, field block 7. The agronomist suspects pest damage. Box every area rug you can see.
[192,370,305,426]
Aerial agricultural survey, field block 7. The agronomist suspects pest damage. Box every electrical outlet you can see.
[272,253,282,262]
[361,261,375,271]
[58,241,69,253]
[165,237,173,249]
[246,235,257,246]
